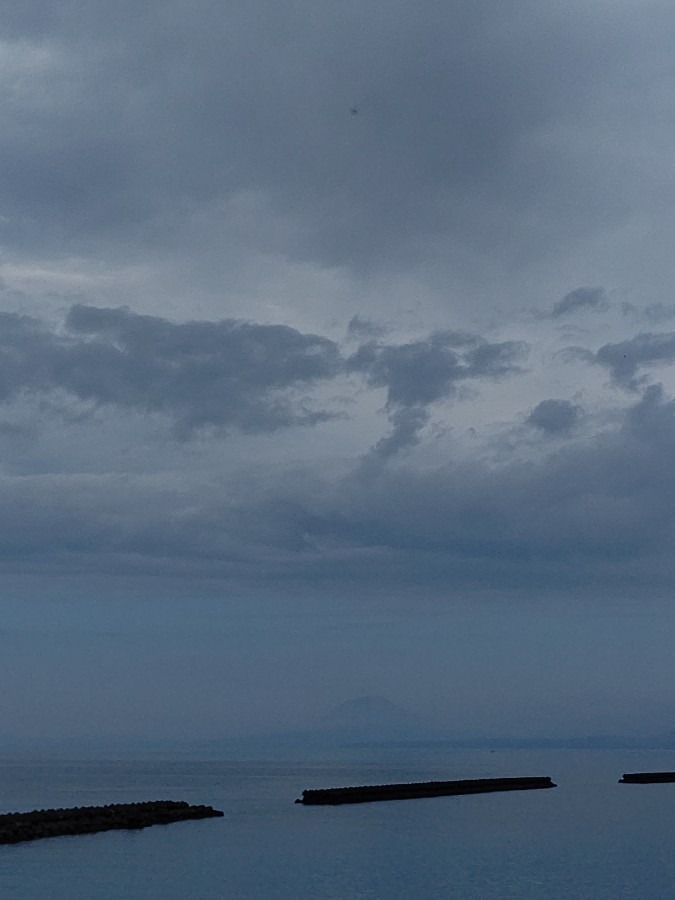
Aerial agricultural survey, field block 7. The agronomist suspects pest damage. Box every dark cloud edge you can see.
[0,304,527,447]
[0,385,674,597]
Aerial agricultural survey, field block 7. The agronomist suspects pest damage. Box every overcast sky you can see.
[3,0,675,745]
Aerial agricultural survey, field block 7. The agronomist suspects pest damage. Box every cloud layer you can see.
[0,305,525,443]
[0,303,673,598]
[1,381,675,598]
[3,0,675,292]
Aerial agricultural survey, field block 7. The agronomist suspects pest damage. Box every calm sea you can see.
[1,749,675,898]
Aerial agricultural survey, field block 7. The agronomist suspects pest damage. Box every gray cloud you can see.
[293,386,675,593]
[527,399,581,435]
[0,1,674,598]
[550,287,609,319]
[624,382,675,445]
[0,305,343,436]
[643,303,675,323]
[1,0,673,282]
[594,331,675,390]
[622,302,675,324]
[346,315,388,341]
[2,386,675,598]
[350,332,526,463]
[358,406,432,473]
[0,306,526,451]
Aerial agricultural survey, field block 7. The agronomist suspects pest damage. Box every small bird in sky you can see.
[350,107,359,116]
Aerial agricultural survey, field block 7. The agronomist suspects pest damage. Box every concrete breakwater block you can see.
[0,800,224,844]
[296,776,557,805]
[619,772,675,784]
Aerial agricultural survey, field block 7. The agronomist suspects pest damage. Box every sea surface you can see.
[2,748,675,898]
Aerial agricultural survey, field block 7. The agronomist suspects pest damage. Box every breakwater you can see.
[296,776,556,805]
[0,800,223,844]
[619,772,675,784]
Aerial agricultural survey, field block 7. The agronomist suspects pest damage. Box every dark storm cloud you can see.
[1,0,672,269]
[527,399,581,435]
[550,287,609,319]
[593,332,675,390]
[349,332,526,461]
[0,305,342,435]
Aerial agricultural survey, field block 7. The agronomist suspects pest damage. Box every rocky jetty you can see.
[0,800,223,844]
[619,772,675,784]
[296,776,556,805]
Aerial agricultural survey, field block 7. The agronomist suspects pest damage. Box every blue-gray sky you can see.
[3,0,675,744]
